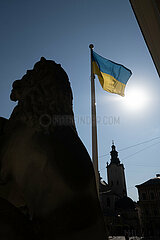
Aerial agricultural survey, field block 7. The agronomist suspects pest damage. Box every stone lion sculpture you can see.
[0,57,107,239]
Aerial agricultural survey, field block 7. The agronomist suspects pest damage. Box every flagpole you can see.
[89,44,99,195]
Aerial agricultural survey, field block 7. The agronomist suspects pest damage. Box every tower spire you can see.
[110,141,120,164]
[107,142,127,197]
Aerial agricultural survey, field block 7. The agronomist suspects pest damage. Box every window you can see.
[155,0,160,15]
[145,209,149,215]
[154,209,158,216]
[142,193,146,200]
[117,180,119,185]
[107,198,110,207]
[150,192,154,200]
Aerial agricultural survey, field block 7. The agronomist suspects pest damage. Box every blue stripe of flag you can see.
[92,51,132,85]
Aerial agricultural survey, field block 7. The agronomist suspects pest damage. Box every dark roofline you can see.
[136,177,160,188]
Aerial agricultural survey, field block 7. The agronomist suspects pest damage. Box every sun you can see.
[122,87,149,111]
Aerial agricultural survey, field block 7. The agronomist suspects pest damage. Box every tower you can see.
[107,141,127,198]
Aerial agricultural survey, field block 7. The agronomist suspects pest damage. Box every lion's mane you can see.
[9,57,76,132]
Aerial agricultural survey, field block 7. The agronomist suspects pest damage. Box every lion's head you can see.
[10,57,76,132]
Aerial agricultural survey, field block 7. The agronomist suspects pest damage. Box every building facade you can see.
[100,142,140,237]
[136,174,160,239]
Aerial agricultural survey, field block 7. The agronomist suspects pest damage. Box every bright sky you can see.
[0,0,160,201]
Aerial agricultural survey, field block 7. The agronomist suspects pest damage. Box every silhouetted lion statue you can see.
[0,57,107,240]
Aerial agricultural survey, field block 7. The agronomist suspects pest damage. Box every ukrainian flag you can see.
[92,51,132,96]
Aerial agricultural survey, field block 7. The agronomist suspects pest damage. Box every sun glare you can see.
[122,87,149,112]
